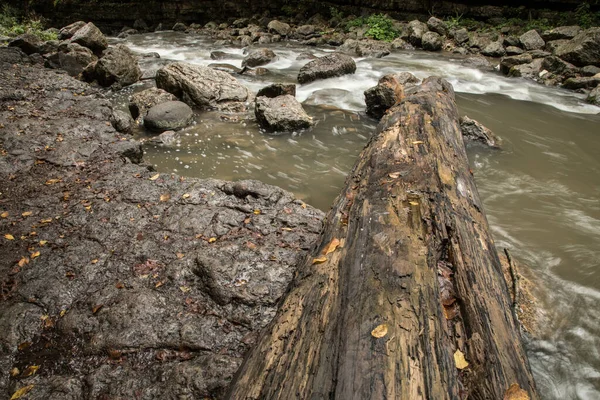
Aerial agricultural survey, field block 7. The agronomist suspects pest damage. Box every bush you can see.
[346,14,398,41]
[0,5,57,41]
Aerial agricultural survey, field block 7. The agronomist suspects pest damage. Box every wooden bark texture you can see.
[226,77,538,400]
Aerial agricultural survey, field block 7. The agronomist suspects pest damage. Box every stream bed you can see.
[116,32,600,399]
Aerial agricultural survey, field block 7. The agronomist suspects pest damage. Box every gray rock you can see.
[296,52,316,60]
[210,51,229,60]
[364,72,419,119]
[481,41,506,57]
[133,19,149,32]
[111,110,135,134]
[267,20,291,36]
[468,33,492,50]
[503,35,520,47]
[0,47,29,64]
[242,48,277,67]
[404,20,428,47]
[58,21,86,40]
[8,33,43,55]
[505,46,524,55]
[296,25,317,36]
[427,16,447,36]
[527,49,551,59]
[113,139,143,163]
[587,85,600,105]
[582,65,600,77]
[70,22,108,54]
[83,44,141,88]
[541,26,581,41]
[255,95,312,132]
[462,55,494,71]
[297,53,356,84]
[519,29,545,51]
[156,62,250,111]
[453,28,469,44]
[421,31,442,51]
[129,87,177,120]
[172,22,187,31]
[460,116,501,148]
[508,59,543,79]
[232,18,249,28]
[541,56,577,76]
[256,83,296,98]
[554,28,600,67]
[545,39,570,55]
[57,43,97,76]
[144,100,194,131]
[340,39,391,58]
[391,38,413,50]
[148,130,180,145]
[500,54,533,75]
[562,75,600,90]
[208,63,242,74]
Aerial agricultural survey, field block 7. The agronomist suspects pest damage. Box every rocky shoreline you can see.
[0,49,324,399]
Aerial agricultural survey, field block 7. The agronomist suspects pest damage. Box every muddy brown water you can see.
[114,32,600,399]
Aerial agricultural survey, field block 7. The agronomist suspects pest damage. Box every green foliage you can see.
[346,14,398,42]
[0,4,57,41]
[445,13,479,31]
[575,2,600,29]
[329,6,343,21]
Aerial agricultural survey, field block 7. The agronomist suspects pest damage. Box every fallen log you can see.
[226,77,538,399]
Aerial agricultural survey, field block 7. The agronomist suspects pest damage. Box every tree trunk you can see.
[226,77,538,400]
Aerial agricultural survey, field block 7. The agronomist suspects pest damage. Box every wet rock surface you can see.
[242,48,277,68]
[364,72,419,119]
[297,53,356,84]
[144,100,194,132]
[255,95,312,132]
[460,116,502,148]
[129,87,177,121]
[0,56,324,399]
[83,44,142,88]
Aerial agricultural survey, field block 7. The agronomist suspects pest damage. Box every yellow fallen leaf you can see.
[10,367,19,377]
[22,211,32,217]
[454,349,469,369]
[92,304,103,314]
[1,211,8,218]
[253,209,261,215]
[45,178,61,185]
[31,251,40,259]
[301,202,306,209]
[180,286,191,293]
[388,172,400,179]
[149,173,160,181]
[281,227,292,231]
[18,257,30,267]
[40,218,52,223]
[312,256,327,264]
[10,384,34,400]
[182,193,190,199]
[59,309,67,317]
[371,323,388,338]
[413,140,424,144]
[39,240,47,245]
[5,234,14,240]
[22,365,39,377]
[176,252,185,259]
[323,238,341,255]
[155,281,164,288]
[503,383,530,400]
[208,237,217,243]
[409,201,419,206]
[159,193,171,202]
[91,259,98,264]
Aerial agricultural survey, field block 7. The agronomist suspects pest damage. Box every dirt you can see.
[0,48,324,399]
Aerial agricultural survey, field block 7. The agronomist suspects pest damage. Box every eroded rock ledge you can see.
[0,50,323,399]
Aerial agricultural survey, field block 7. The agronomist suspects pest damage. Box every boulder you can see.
[267,20,291,36]
[155,62,250,111]
[582,65,600,77]
[57,43,97,76]
[133,18,149,32]
[468,33,492,50]
[462,55,494,71]
[541,26,581,41]
[144,101,194,131]
[519,29,545,51]
[404,20,428,47]
[129,88,177,120]
[172,22,187,31]
[545,39,569,55]
[296,25,317,36]
[421,31,442,51]
[507,59,543,79]
[541,56,577,77]
[111,110,135,134]
[84,44,141,88]
[500,54,533,75]
[562,75,600,90]
[554,28,600,67]
[340,39,391,58]
[503,36,520,47]
[453,28,469,44]
[481,41,506,57]
[459,116,501,148]
[296,52,317,60]
[8,33,43,55]
[208,63,242,74]
[210,51,229,60]
[255,95,312,132]
[242,48,277,67]
[427,17,447,36]
[58,21,86,40]
[505,46,524,55]
[70,22,108,54]
[587,85,600,105]
[527,49,551,59]
[256,83,296,98]
[364,72,419,119]
[297,53,356,84]
[391,38,413,50]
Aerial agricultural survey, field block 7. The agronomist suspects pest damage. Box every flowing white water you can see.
[116,32,600,399]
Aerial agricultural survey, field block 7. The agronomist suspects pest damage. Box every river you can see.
[114,31,600,399]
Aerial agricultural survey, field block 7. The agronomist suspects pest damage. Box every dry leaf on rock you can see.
[371,323,388,338]
[10,385,34,400]
[312,256,327,264]
[503,383,530,400]
[149,173,160,181]
[454,349,469,369]
[323,238,341,255]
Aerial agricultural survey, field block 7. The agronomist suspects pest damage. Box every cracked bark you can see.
[226,77,538,400]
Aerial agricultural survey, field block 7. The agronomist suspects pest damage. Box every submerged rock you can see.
[129,87,177,120]
[297,53,356,84]
[156,62,250,112]
[255,95,312,132]
[144,100,194,132]
[364,72,419,119]
[256,83,296,98]
[460,116,501,148]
